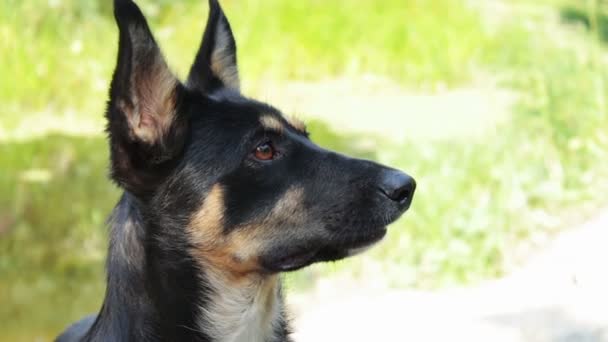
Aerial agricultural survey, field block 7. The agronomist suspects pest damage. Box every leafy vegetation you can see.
[1,0,608,340]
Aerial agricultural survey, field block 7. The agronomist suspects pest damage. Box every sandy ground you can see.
[289,211,608,342]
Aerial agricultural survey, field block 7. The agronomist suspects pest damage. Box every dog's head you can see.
[107,0,415,275]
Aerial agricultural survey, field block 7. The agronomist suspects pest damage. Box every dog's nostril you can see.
[390,185,412,203]
[379,170,416,204]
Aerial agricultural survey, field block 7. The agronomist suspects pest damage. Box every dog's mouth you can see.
[266,249,320,272]
[261,226,387,272]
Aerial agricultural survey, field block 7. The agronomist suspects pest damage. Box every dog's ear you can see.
[187,0,240,93]
[107,0,189,194]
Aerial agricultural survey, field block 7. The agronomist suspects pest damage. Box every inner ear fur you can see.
[187,0,240,93]
[107,0,190,194]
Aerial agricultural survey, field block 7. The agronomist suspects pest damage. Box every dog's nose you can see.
[378,170,416,206]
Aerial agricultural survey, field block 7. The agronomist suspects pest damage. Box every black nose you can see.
[378,170,416,205]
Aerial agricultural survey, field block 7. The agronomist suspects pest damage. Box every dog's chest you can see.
[198,275,281,342]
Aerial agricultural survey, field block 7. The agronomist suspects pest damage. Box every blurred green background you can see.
[2,0,608,340]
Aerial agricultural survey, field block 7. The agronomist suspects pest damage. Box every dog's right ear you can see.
[107,0,189,195]
[187,0,240,94]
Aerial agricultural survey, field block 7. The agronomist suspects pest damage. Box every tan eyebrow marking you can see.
[286,115,307,134]
[259,115,285,133]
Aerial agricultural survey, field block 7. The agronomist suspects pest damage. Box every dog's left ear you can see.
[107,0,188,194]
[187,0,240,93]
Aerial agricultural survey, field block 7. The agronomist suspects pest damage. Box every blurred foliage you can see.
[0,0,484,118]
[2,0,608,340]
[0,137,111,341]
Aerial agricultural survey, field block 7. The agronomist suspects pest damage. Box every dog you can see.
[56,0,416,341]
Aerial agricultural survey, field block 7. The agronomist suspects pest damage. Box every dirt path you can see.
[289,211,608,342]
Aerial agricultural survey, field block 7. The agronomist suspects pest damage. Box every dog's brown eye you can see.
[253,142,275,161]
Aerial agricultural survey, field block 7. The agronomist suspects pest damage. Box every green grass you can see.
[0,0,485,120]
[2,0,608,340]
[0,136,113,341]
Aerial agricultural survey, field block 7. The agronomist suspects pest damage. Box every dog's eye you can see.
[253,141,275,161]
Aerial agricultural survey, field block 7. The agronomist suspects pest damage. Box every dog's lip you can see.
[270,249,320,272]
[260,243,326,273]
[262,226,388,273]
[357,225,387,245]
[346,225,387,245]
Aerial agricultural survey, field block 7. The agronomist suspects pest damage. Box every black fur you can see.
[56,1,415,341]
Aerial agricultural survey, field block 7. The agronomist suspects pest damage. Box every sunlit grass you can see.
[0,0,486,121]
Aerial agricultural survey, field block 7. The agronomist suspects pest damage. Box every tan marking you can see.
[287,115,307,134]
[189,184,225,247]
[218,186,306,265]
[189,185,307,283]
[211,20,240,91]
[263,186,305,225]
[259,115,285,133]
[188,184,281,341]
[188,184,262,282]
[187,185,308,341]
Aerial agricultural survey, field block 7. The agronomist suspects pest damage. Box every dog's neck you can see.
[199,266,285,342]
[86,194,290,342]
